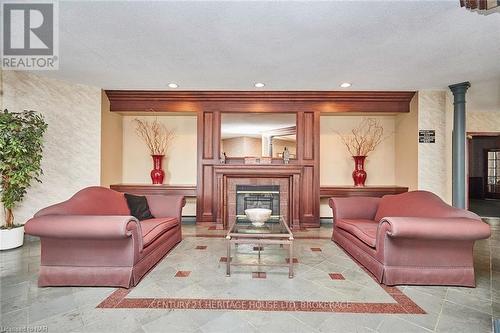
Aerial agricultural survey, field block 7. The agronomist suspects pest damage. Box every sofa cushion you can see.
[125,193,154,221]
[140,217,178,247]
[336,219,378,248]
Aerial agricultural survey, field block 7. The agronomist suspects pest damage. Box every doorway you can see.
[468,133,500,217]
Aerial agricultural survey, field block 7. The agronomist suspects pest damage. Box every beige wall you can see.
[395,93,419,192]
[468,111,500,132]
[1,71,101,225]
[122,115,197,215]
[417,91,449,201]
[100,92,123,187]
[320,115,397,217]
[222,136,262,157]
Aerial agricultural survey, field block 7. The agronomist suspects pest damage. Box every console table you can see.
[320,186,408,198]
[110,184,197,197]
[110,184,407,199]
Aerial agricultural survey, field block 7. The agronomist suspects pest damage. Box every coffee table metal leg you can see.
[289,242,293,278]
[226,239,231,276]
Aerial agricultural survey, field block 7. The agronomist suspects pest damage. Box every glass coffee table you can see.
[225,216,295,278]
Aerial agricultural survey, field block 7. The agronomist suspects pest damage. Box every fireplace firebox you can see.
[236,185,280,223]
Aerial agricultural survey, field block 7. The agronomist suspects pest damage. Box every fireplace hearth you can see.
[236,185,280,223]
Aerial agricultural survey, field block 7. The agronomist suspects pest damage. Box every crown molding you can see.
[105,90,416,113]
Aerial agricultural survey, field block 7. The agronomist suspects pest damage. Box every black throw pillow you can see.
[124,193,154,221]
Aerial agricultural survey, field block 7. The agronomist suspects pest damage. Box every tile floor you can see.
[0,221,498,333]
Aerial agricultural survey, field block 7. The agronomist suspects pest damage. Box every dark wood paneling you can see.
[320,186,409,198]
[196,106,322,227]
[105,91,415,114]
[301,166,315,219]
[303,112,314,160]
[110,184,196,196]
[203,112,214,159]
[199,165,214,222]
[468,177,484,199]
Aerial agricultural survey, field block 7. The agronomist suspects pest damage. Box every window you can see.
[487,150,500,194]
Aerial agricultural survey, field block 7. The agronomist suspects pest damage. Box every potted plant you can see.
[338,118,384,187]
[134,117,175,184]
[0,109,47,250]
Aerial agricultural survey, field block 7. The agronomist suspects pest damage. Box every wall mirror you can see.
[220,113,297,158]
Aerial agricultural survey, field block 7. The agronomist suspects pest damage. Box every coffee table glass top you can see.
[228,216,292,237]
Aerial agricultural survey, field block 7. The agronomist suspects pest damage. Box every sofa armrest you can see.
[379,217,491,241]
[25,215,142,249]
[329,197,380,221]
[146,195,186,222]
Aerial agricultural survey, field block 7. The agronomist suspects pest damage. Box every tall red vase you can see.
[150,155,165,184]
[352,155,367,187]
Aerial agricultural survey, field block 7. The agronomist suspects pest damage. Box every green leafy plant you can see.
[0,109,47,229]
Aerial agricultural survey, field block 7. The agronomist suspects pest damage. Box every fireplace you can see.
[215,167,302,229]
[236,185,280,223]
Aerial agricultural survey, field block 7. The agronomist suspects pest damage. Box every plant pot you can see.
[352,155,367,187]
[0,226,24,250]
[150,155,165,184]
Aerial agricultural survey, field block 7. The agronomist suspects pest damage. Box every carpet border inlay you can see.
[97,238,426,314]
[97,284,424,314]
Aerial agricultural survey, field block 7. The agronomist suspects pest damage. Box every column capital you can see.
[448,81,471,95]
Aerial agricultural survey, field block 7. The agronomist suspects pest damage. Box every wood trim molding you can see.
[467,132,500,137]
[320,186,409,198]
[105,90,415,113]
[110,184,197,197]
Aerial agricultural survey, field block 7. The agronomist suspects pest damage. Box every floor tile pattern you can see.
[285,258,299,264]
[252,272,267,279]
[100,235,422,314]
[329,273,345,280]
[174,271,191,278]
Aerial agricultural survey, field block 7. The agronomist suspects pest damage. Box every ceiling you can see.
[38,1,500,112]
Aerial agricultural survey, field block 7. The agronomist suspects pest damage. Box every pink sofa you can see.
[329,191,491,287]
[25,186,185,288]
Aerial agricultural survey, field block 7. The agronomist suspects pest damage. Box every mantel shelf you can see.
[110,184,197,197]
[320,186,408,198]
[110,184,407,199]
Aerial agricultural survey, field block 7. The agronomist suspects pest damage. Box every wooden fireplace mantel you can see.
[197,109,321,229]
[213,164,304,230]
[105,90,416,229]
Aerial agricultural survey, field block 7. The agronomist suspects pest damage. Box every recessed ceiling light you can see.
[254,82,265,88]
[167,83,179,88]
[340,82,352,88]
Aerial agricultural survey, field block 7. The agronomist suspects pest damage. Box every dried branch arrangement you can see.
[134,117,175,155]
[338,118,384,156]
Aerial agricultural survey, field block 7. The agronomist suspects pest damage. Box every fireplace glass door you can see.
[236,185,280,223]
